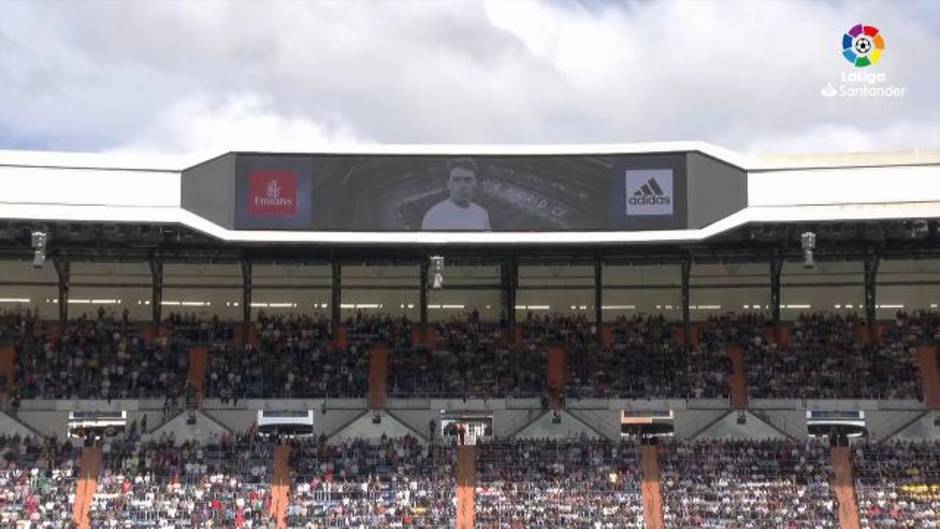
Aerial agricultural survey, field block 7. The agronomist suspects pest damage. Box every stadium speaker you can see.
[372,412,382,425]
[551,411,562,424]
[736,411,747,425]
[934,415,940,427]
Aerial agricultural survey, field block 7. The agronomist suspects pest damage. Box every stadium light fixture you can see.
[801,231,816,268]
[31,230,47,269]
[430,256,444,290]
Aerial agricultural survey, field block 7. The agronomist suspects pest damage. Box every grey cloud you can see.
[0,0,937,154]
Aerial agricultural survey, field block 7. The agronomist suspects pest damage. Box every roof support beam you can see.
[594,256,603,328]
[331,260,341,332]
[241,258,252,325]
[53,254,69,326]
[770,254,783,326]
[419,260,429,327]
[681,257,691,342]
[864,252,880,333]
[501,256,518,330]
[149,255,163,326]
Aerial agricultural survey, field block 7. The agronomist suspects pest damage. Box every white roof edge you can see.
[0,142,936,172]
[0,142,750,171]
[0,150,197,172]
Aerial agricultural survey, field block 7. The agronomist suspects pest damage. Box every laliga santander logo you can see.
[248,170,297,216]
[842,24,884,68]
[820,23,903,99]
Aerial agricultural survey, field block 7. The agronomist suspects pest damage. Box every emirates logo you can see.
[266,178,282,199]
[248,170,297,215]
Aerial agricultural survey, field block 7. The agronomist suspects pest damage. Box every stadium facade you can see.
[0,143,938,528]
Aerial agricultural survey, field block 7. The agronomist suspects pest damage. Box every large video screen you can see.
[233,154,688,231]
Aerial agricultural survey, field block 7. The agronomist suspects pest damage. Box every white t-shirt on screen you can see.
[421,199,491,230]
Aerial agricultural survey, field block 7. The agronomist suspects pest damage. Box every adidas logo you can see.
[628,178,671,206]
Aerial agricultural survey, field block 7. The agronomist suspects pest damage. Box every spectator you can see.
[659,438,838,528]
[854,440,940,528]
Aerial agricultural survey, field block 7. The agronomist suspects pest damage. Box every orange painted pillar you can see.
[672,326,686,346]
[601,324,614,347]
[411,325,425,348]
[456,445,477,529]
[777,325,791,347]
[917,345,940,409]
[0,346,14,393]
[855,324,872,346]
[831,447,861,529]
[513,326,524,345]
[726,346,747,410]
[368,346,389,410]
[688,324,701,347]
[335,326,348,350]
[47,320,62,340]
[187,346,208,396]
[639,445,664,529]
[763,326,776,344]
[72,446,102,529]
[547,346,567,410]
[269,445,291,529]
[247,323,259,348]
[500,328,513,347]
[411,325,436,349]
[140,322,156,344]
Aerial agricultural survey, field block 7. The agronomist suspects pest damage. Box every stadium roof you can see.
[0,143,938,263]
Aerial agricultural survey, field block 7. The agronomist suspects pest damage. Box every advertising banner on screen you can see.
[626,169,674,216]
[248,170,298,216]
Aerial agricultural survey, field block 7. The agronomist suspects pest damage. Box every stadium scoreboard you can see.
[181,151,747,233]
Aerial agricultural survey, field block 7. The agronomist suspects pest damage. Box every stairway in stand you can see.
[639,445,664,529]
[72,446,102,529]
[456,445,477,529]
[270,445,292,529]
[831,446,861,529]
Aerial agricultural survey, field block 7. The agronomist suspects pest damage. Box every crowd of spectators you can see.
[90,430,275,528]
[389,312,544,398]
[854,440,940,528]
[0,435,80,528]
[287,435,454,528]
[344,313,412,353]
[745,312,923,399]
[4,307,938,403]
[476,438,644,528]
[567,314,731,399]
[9,310,190,401]
[203,312,368,401]
[659,439,838,528]
[888,310,940,344]
[163,313,236,344]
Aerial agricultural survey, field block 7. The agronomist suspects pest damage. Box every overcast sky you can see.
[1,0,937,156]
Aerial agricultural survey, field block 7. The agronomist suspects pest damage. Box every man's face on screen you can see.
[447,166,477,206]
